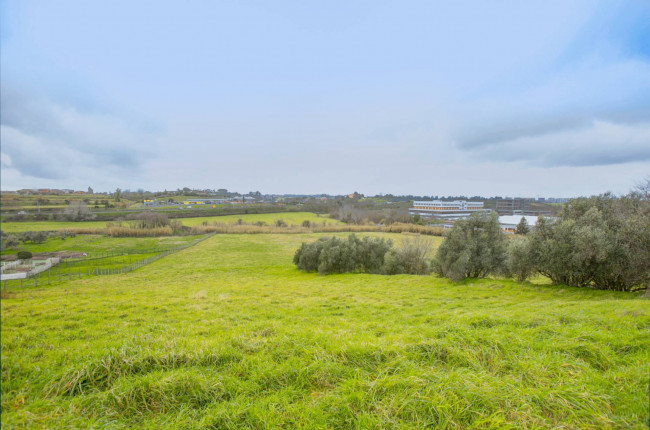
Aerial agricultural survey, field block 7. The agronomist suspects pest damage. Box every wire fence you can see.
[1,232,215,290]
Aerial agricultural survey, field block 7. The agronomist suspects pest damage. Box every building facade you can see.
[409,200,490,220]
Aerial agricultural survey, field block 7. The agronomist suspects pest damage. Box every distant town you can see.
[0,187,576,236]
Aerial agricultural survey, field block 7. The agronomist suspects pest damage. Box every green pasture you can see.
[1,233,648,428]
[0,212,339,233]
[1,235,204,257]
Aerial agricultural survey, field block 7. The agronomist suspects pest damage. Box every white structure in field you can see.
[409,200,490,220]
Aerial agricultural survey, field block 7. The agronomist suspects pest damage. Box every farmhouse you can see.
[409,200,491,220]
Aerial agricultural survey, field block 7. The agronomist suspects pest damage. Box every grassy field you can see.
[0,212,340,233]
[1,233,648,429]
[1,235,205,256]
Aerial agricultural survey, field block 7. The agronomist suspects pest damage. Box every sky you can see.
[1,0,649,197]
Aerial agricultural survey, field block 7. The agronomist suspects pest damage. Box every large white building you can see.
[409,200,491,220]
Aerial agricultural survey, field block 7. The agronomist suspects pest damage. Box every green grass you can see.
[1,233,648,429]
[1,235,205,257]
[0,212,339,232]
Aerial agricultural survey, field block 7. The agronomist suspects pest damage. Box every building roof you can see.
[498,215,539,226]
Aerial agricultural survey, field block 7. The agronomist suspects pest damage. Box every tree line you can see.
[294,182,649,293]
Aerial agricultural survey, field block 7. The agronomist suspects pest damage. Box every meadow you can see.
[1,233,649,429]
[0,212,341,233]
[0,235,204,257]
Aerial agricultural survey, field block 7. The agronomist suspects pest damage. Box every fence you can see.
[1,232,215,289]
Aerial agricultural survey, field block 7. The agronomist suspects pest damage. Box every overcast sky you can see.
[1,0,649,197]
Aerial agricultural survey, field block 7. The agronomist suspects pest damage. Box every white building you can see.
[409,200,490,220]
[498,215,539,234]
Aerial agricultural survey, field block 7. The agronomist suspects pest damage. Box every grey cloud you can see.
[466,120,650,167]
[0,85,157,181]
[456,116,592,149]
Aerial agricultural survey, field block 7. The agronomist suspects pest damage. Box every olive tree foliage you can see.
[383,235,433,275]
[506,236,534,282]
[510,190,650,292]
[294,234,393,275]
[433,213,508,281]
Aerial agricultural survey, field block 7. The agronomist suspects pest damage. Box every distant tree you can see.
[515,217,530,235]
[433,213,508,281]
[87,186,94,194]
[0,232,19,251]
[64,201,94,221]
[114,188,122,202]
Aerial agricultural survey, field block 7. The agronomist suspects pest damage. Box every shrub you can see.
[275,219,288,228]
[506,236,534,282]
[17,251,33,260]
[524,193,650,291]
[383,235,433,275]
[294,234,393,275]
[0,232,19,250]
[433,213,507,281]
[302,220,311,228]
[293,238,328,272]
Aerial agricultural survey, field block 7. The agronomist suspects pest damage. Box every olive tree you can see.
[433,213,508,281]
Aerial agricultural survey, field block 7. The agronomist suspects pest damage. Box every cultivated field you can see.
[1,233,648,429]
[0,212,341,233]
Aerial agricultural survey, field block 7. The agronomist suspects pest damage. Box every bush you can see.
[294,234,393,275]
[433,213,507,281]
[522,193,650,291]
[17,251,33,260]
[301,220,311,228]
[506,236,534,282]
[0,232,19,251]
[383,235,433,275]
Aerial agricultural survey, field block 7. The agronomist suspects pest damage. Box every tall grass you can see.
[189,221,444,236]
[107,226,174,237]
